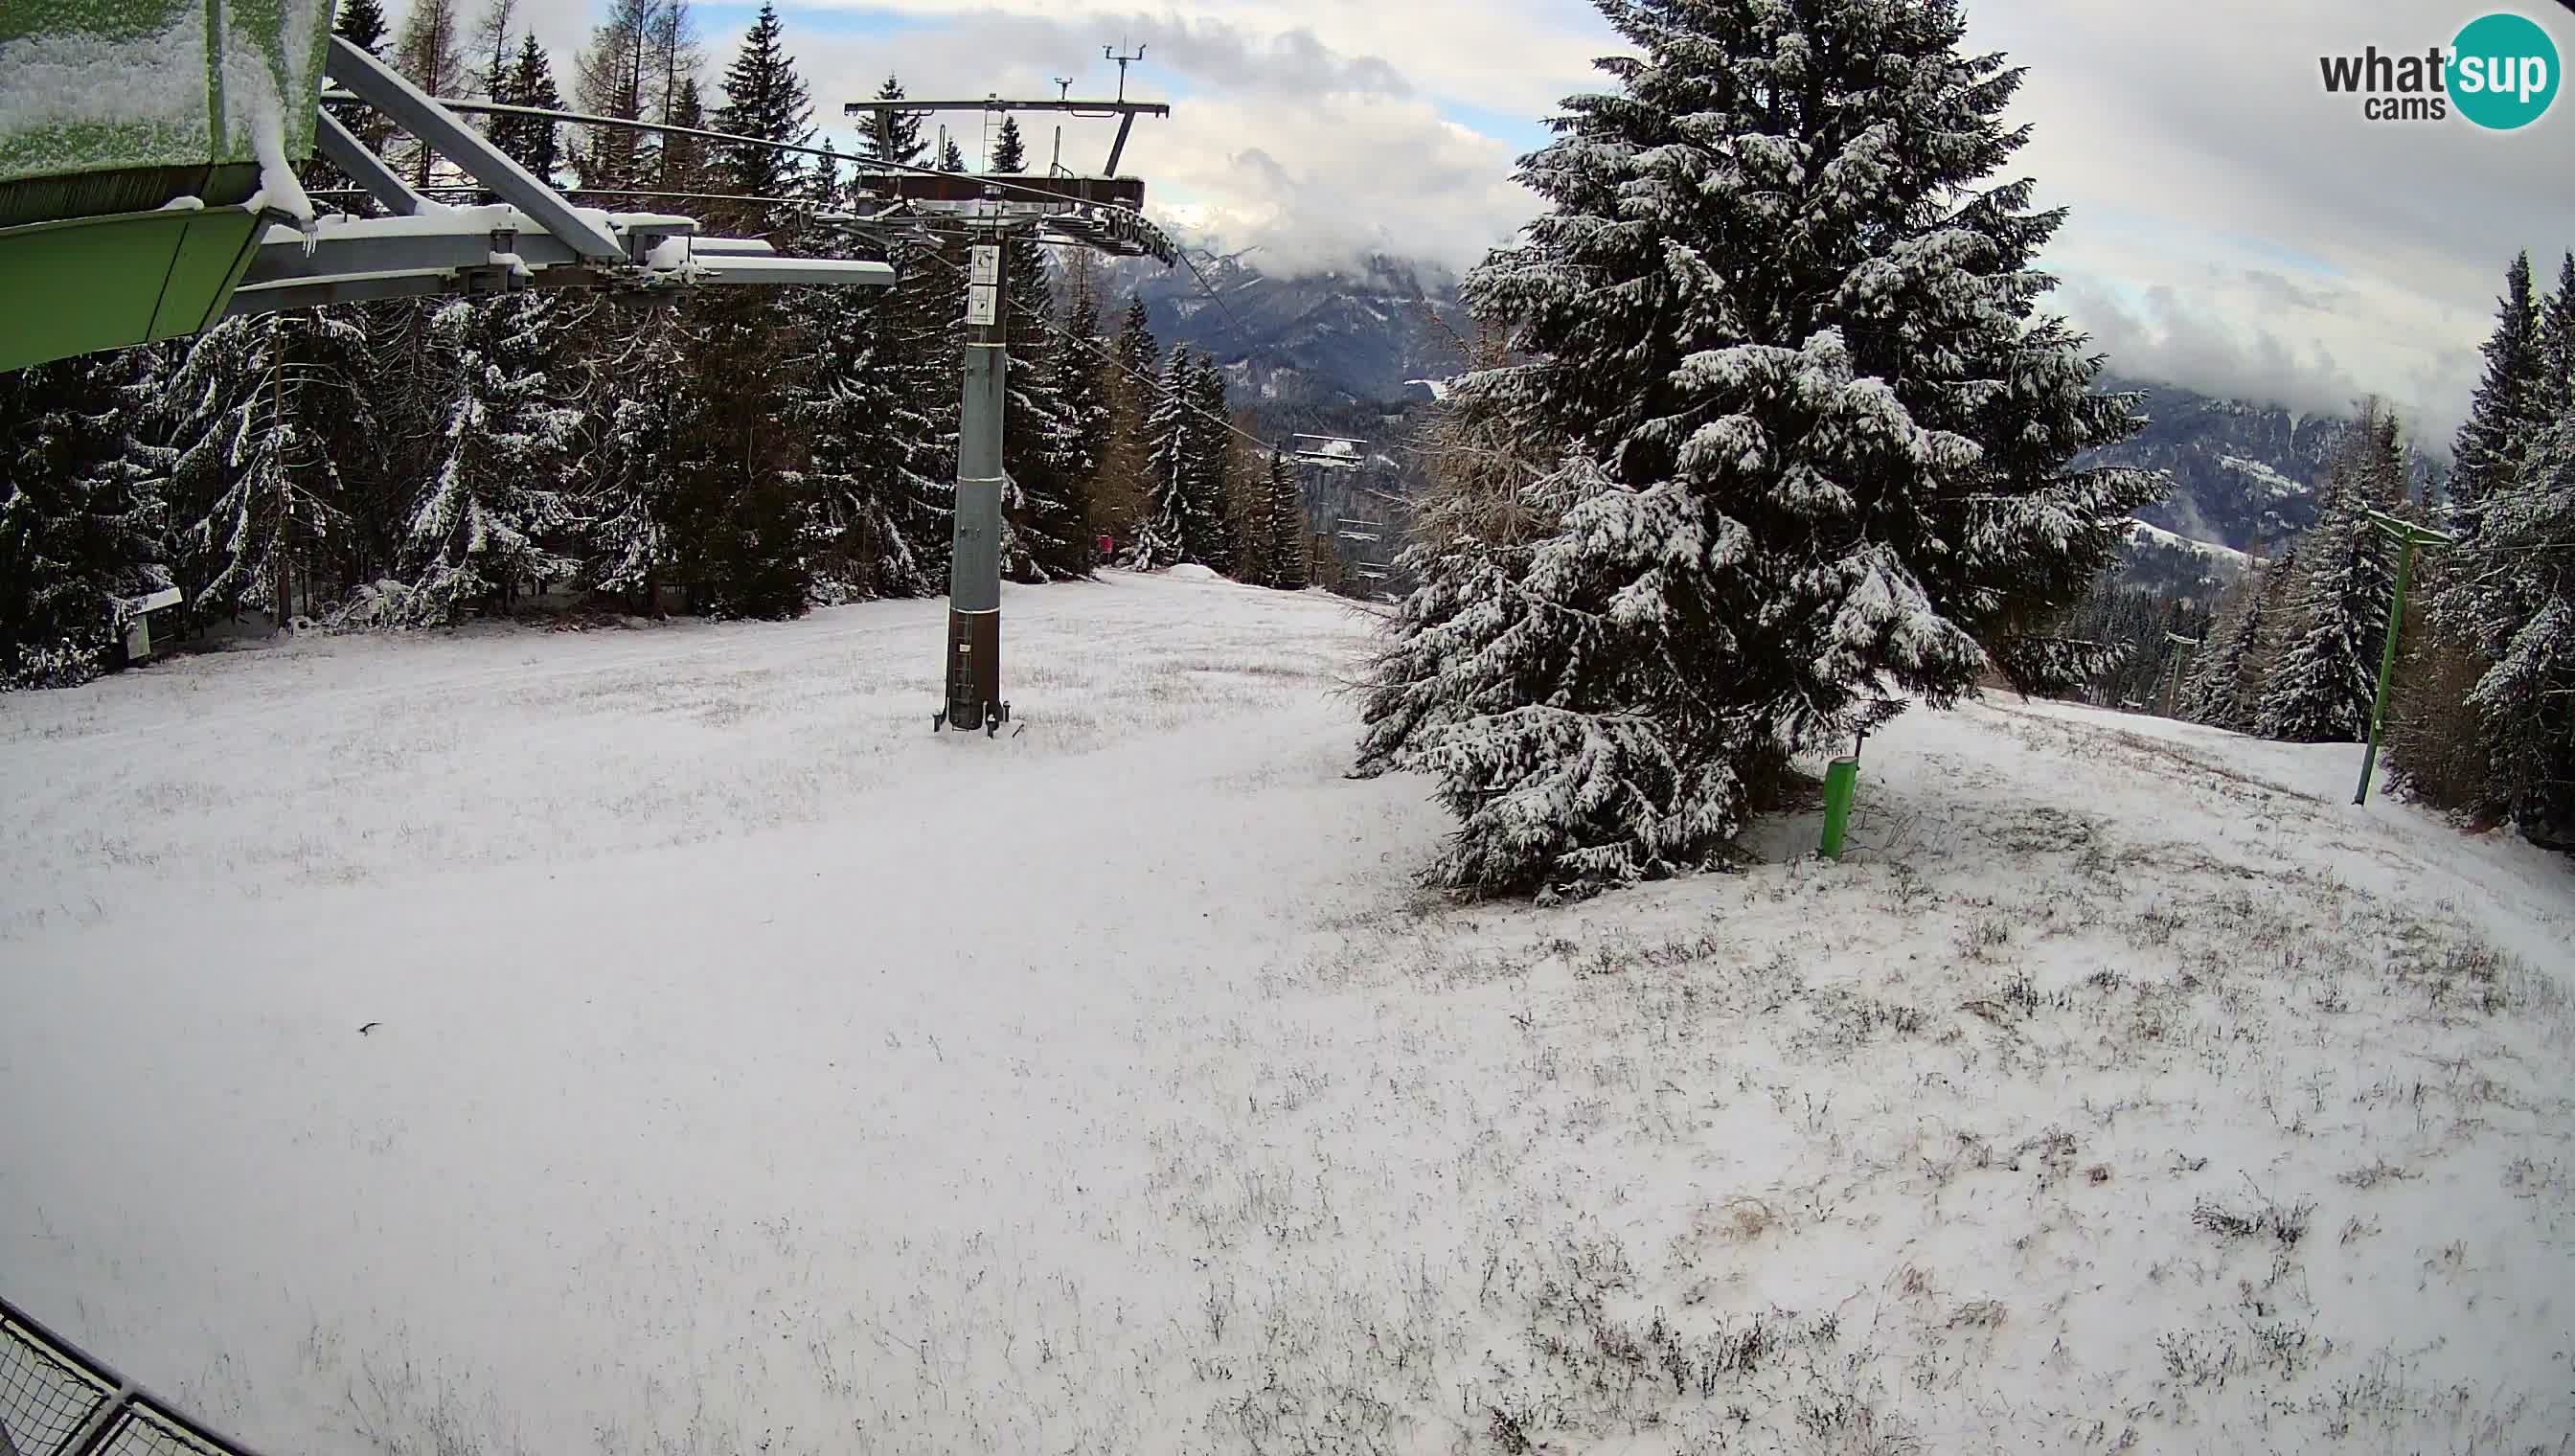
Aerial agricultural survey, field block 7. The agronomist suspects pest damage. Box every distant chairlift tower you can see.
[2161,630,2201,719]
[841,81,1174,737]
[1296,434,1401,597]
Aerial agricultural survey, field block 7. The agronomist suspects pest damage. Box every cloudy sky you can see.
[504,0,2575,435]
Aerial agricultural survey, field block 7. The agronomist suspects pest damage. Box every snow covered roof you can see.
[117,586,184,614]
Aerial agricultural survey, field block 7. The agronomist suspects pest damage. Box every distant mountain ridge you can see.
[1105,254,2437,583]
[2085,375,2444,558]
[1114,252,1469,408]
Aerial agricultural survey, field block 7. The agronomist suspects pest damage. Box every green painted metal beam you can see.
[1,0,328,370]
[0,203,262,373]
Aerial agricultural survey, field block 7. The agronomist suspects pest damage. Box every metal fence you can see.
[1,1295,262,1456]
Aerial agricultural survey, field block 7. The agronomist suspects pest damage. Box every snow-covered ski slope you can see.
[4,571,2570,1454]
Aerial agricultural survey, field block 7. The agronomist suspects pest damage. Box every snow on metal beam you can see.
[118,587,184,615]
[687,256,896,287]
[228,200,889,318]
[242,213,539,284]
[224,210,891,317]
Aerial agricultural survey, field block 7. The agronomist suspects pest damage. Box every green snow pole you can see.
[1820,756,1859,859]
[2354,511,2453,808]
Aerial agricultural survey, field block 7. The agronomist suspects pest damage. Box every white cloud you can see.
[1967,0,2571,436]
[776,0,1609,120]
[488,0,2565,431]
[750,10,1545,272]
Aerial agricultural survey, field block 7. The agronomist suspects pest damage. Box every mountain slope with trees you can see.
[0,0,1326,686]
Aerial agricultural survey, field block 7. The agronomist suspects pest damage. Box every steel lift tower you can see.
[841,82,1176,737]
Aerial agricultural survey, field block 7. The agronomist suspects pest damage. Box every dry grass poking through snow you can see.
[1154,705,2575,1454]
[3,581,2570,1455]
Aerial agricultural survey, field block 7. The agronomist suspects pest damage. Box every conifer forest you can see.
[9,2,2575,1452]
[2,0,2567,880]
[0,0,1317,684]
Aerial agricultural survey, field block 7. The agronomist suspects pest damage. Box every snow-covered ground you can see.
[2220,454,2311,501]
[4,572,2571,1455]
[2126,517,2257,570]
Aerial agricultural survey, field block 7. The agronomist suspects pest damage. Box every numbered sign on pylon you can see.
[970,245,1001,284]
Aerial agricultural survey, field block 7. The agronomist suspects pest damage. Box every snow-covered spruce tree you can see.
[403,295,581,623]
[488,34,564,181]
[880,230,962,584]
[861,73,927,167]
[2389,265,2575,824]
[1353,0,2160,895]
[708,1,806,217]
[239,296,388,605]
[2540,253,2575,416]
[344,296,459,586]
[1361,446,1710,894]
[998,235,1092,581]
[2257,406,2405,743]
[989,114,1026,173]
[1266,449,1310,589]
[1096,293,1160,544]
[658,76,710,196]
[670,0,815,618]
[2448,252,2543,542]
[1225,428,1273,587]
[1186,352,1240,576]
[2464,433,2575,834]
[2435,297,2575,832]
[788,256,943,599]
[1057,256,1113,517]
[1130,347,1194,569]
[0,350,170,686]
[2239,542,2299,714]
[2381,261,2554,816]
[843,83,963,588]
[578,298,698,612]
[160,314,358,627]
[2181,569,2265,730]
[1111,293,1158,399]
